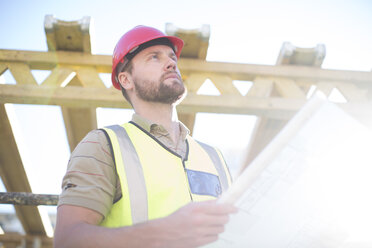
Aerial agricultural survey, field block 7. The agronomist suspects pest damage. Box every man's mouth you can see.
[163,72,180,80]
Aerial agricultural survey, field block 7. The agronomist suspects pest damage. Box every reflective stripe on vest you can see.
[102,124,231,226]
[197,141,230,193]
[105,125,148,224]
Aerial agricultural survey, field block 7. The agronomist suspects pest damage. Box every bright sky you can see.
[0,0,372,228]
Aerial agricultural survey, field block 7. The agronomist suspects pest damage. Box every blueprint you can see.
[205,97,372,248]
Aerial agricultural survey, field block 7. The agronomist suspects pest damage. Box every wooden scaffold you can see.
[0,15,371,247]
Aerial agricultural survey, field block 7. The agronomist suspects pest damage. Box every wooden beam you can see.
[75,67,104,87]
[2,83,370,120]
[168,24,210,60]
[209,74,240,95]
[62,106,97,151]
[0,105,46,235]
[241,77,306,173]
[178,113,196,135]
[180,94,305,119]
[41,66,75,86]
[60,67,103,151]
[7,62,38,85]
[0,62,7,75]
[1,50,372,84]
[0,233,53,248]
[0,84,129,108]
[240,77,310,172]
[174,23,211,134]
[184,73,208,93]
[316,81,335,96]
[37,68,97,152]
[240,78,276,172]
[240,117,289,173]
[0,49,111,71]
[274,78,306,98]
[181,73,207,135]
[0,84,309,119]
[336,83,369,102]
[246,77,274,97]
[44,15,92,53]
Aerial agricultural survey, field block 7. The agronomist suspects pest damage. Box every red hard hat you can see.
[111,25,184,90]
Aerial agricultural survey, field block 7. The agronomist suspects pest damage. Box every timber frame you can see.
[0,16,372,247]
[1,49,371,116]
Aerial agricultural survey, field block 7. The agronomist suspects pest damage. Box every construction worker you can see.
[54,25,237,248]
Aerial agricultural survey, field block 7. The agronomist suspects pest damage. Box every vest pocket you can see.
[186,169,222,197]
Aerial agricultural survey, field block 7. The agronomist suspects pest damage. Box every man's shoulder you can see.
[187,136,217,151]
[81,129,109,143]
[71,129,113,157]
[187,135,208,146]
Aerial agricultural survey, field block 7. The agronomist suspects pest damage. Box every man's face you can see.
[129,45,186,104]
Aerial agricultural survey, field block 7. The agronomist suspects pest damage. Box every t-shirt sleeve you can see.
[58,129,117,218]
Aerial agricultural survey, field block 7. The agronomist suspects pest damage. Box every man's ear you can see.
[118,71,134,90]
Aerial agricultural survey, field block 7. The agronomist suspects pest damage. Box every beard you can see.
[133,71,186,104]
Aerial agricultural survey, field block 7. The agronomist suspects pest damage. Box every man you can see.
[54,25,237,248]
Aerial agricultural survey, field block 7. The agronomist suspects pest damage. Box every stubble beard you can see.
[134,71,186,104]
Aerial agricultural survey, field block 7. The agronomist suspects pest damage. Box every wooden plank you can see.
[62,106,97,151]
[45,15,91,53]
[172,26,209,59]
[0,62,7,75]
[167,24,210,60]
[239,117,289,174]
[294,80,315,95]
[246,77,274,97]
[180,94,305,119]
[0,84,308,119]
[0,49,111,72]
[45,16,100,152]
[274,78,306,98]
[336,83,369,102]
[316,81,335,96]
[1,50,372,84]
[0,84,130,108]
[182,73,207,134]
[239,77,306,173]
[59,68,101,151]
[75,67,104,87]
[184,73,208,93]
[174,24,210,133]
[0,105,46,235]
[209,74,240,95]
[240,78,277,172]
[41,67,75,86]
[0,233,53,248]
[178,113,196,135]
[7,62,37,85]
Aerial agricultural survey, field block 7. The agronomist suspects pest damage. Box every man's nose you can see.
[165,57,177,71]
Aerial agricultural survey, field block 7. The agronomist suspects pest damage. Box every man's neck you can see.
[134,101,180,142]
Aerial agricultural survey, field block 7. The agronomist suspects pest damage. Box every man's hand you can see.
[155,200,238,248]
[54,201,237,248]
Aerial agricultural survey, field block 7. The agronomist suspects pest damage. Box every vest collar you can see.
[131,113,190,142]
[128,121,190,161]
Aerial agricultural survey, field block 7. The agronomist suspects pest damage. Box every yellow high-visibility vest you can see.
[100,122,231,227]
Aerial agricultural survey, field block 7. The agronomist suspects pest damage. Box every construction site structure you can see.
[0,15,371,247]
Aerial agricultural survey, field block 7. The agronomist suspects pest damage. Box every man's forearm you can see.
[55,218,170,248]
[54,201,237,248]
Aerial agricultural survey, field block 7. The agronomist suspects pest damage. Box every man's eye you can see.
[151,54,158,59]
